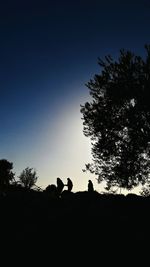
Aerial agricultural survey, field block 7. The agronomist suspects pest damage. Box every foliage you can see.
[0,159,15,189]
[81,45,150,190]
[140,187,150,197]
[140,179,150,196]
[18,167,38,189]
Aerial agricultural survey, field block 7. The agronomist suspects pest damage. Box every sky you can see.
[0,0,150,193]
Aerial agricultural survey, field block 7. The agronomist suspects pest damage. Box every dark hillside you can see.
[0,188,149,263]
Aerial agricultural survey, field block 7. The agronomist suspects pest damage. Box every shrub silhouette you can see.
[45,184,57,198]
[18,167,38,189]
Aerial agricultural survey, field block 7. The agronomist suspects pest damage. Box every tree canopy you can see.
[0,159,14,189]
[81,45,150,191]
[18,167,38,189]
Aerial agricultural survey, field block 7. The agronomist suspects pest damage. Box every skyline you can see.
[1,0,150,192]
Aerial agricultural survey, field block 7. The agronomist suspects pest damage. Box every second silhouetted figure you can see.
[66,178,73,192]
[88,180,94,193]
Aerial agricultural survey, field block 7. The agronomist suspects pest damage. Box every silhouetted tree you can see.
[66,178,73,192]
[18,167,38,189]
[81,45,150,191]
[0,159,15,190]
[88,180,94,193]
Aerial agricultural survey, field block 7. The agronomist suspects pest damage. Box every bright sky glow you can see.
[8,89,99,192]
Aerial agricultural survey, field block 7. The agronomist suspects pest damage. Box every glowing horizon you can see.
[3,87,100,193]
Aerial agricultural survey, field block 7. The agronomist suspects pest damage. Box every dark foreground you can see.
[0,189,150,263]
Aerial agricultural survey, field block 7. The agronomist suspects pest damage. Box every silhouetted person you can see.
[88,180,94,193]
[66,178,73,192]
[56,177,64,196]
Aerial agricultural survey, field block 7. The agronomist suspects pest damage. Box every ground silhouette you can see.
[0,183,149,263]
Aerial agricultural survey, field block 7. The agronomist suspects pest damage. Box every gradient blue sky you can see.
[0,0,150,192]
